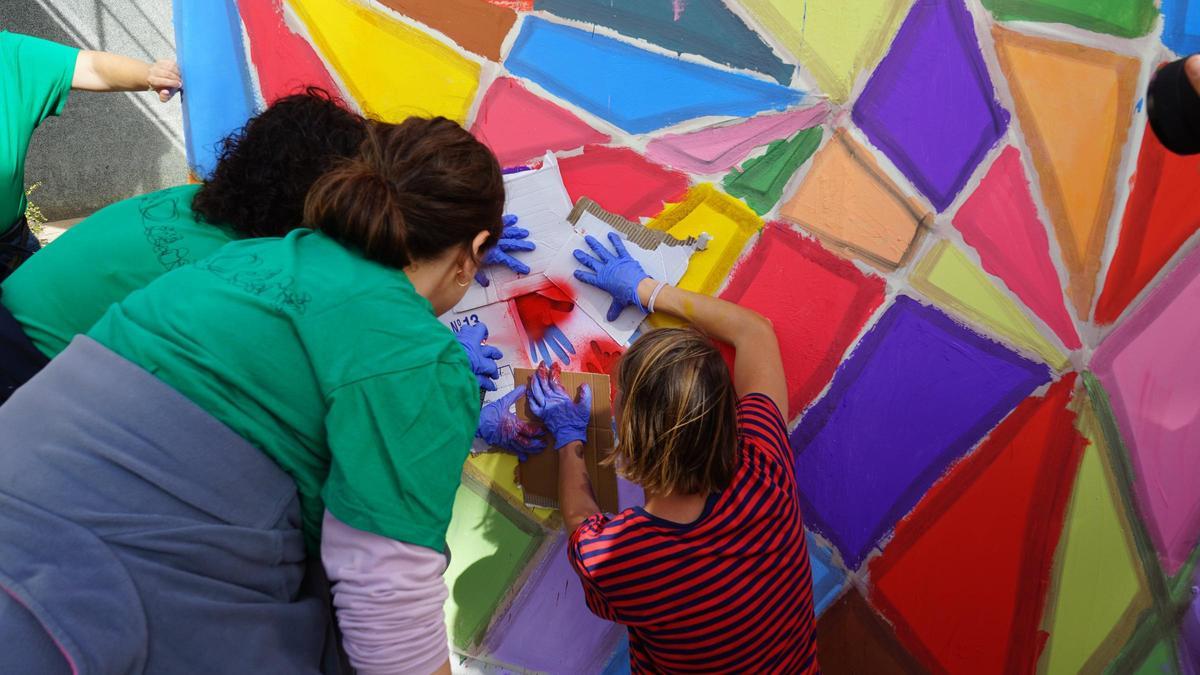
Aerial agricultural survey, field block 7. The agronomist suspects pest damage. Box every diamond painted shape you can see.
[853,0,1009,212]
[790,296,1051,568]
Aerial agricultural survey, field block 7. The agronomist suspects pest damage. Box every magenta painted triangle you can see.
[954,146,1081,349]
[644,102,829,174]
[470,77,609,168]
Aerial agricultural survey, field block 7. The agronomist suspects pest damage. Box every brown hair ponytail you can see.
[303,116,505,268]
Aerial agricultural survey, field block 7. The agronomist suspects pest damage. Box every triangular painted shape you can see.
[558,145,688,221]
[992,27,1139,319]
[505,17,805,134]
[534,0,793,84]
[911,241,1069,369]
[870,377,1086,675]
[378,0,515,61]
[724,127,824,215]
[954,146,1081,349]
[645,104,828,174]
[741,0,913,103]
[287,0,481,123]
[470,77,609,167]
[1038,398,1152,674]
[1095,122,1200,325]
[236,0,341,104]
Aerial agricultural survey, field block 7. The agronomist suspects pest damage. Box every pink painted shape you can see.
[644,102,829,174]
[559,145,689,220]
[1092,245,1200,576]
[236,0,340,103]
[470,77,610,168]
[953,146,1082,349]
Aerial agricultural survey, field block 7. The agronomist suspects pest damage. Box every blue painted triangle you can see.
[506,17,805,134]
[535,0,794,84]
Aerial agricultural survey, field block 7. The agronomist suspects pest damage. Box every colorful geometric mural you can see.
[175,0,1200,671]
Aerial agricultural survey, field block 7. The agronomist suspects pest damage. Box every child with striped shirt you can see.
[527,233,819,673]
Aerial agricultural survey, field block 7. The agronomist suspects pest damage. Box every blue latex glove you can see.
[572,232,651,322]
[477,386,547,461]
[476,214,535,287]
[530,325,575,367]
[454,321,503,391]
[528,362,592,449]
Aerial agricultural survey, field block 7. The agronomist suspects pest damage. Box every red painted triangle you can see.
[236,0,341,104]
[558,145,689,221]
[954,146,1081,349]
[1095,122,1200,325]
[470,77,609,168]
[869,375,1086,675]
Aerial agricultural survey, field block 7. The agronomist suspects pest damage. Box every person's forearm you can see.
[637,278,772,350]
[73,51,151,92]
[559,440,600,531]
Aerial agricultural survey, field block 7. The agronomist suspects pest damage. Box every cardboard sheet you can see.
[511,368,619,514]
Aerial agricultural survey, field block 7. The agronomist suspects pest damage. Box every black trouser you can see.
[0,216,40,282]
[0,301,48,404]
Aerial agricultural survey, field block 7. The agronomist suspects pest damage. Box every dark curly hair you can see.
[192,88,366,238]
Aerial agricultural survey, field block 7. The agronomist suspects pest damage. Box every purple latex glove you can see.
[476,386,546,461]
[476,214,535,287]
[454,321,503,391]
[572,232,650,322]
[528,362,592,449]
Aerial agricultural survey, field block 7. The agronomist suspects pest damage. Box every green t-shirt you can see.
[2,184,237,358]
[88,229,478,552]
[1,31,78,231]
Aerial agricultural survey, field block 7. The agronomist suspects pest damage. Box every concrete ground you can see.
[6,1,188,221]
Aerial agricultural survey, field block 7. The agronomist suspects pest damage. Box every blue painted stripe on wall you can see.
[173,0,256,178]
[506,17,804,134]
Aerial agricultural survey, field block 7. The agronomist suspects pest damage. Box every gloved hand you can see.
[454,321,503,391]
[528,362,592,449]
[572,232,651,322]
[477,386,546,461]
[476,214,535,287]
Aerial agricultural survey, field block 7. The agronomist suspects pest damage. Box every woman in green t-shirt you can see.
[0,116,511,674]
[0,88,367,402]
[0,30,181,278]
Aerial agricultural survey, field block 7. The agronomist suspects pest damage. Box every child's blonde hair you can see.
[610,327,738,496]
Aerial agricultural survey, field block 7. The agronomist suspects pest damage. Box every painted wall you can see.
[7,0,188,221]
[174,0,1200,672]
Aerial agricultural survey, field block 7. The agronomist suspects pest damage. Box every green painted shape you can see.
[981,0,1156,38]
[1131,637,1179,675]
[443,484,542,650]
[724,127,823,215]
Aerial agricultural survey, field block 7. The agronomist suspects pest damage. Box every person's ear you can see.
[471,230,492,259]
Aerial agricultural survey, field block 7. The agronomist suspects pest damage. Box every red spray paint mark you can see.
[579,336,625,400]
[236,0,341,103]
[558,145,690,221]
[513,286,575,342]
[718,222,885,419]
[869,375,1085,675]
[1095,121,1200,324]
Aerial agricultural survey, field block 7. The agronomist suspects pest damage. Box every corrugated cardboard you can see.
[512,368,619,513]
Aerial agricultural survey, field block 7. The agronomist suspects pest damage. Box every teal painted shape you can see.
[724,127,823,214]
[506,17,805,134]
[535,0,794,84]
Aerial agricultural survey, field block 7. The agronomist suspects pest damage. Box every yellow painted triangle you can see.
[741,0,912,103]
[287,0,481,123]
[1038,399,1152,674]
[992,27,1138,320]
[911,241,1069,369]
[462,452,554,525]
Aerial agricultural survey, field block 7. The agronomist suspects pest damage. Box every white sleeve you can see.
[321,510,450,675]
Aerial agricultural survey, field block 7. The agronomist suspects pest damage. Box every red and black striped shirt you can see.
[569,394,818,673]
